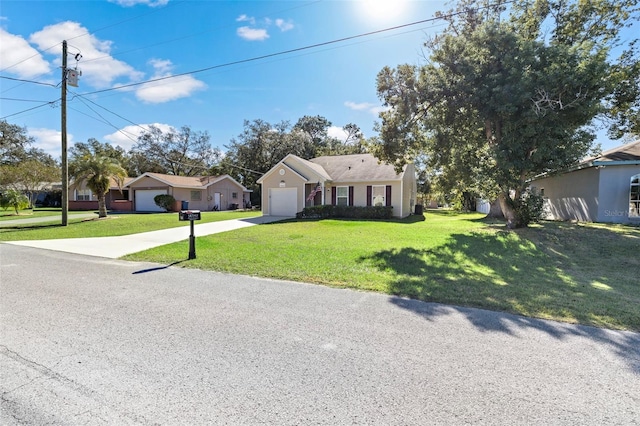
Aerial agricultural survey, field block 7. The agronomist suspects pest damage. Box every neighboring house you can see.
[529,140,640,224]
[69,177,134,211]
[126,172,251,212]
[69,173,251,212]
[257,153,417,218]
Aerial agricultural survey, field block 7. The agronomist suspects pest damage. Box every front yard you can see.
[1,209,638,331]
[124,211,640,331]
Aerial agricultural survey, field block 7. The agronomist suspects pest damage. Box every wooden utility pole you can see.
[61,40,68,226]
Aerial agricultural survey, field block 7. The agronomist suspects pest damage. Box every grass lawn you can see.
[124,210,640,331]
[0,210,261,240]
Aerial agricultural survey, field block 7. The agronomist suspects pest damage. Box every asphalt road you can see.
[1,244,639,425]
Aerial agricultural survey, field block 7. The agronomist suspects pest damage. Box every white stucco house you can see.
[529,140,640,224]
[257,153,417,218]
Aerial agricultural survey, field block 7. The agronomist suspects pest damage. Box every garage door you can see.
[136,189,167,212]
[269,188,297,216]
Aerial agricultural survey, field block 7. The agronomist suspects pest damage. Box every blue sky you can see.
[0,0,632,161]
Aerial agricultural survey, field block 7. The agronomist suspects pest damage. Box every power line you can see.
[0,1,187,75]
[0,76,58,88]
[80,0,324,66]
[0,99,59,120]
[78,6,505,97]
[0,97,55,103]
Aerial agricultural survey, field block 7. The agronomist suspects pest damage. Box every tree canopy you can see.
[219,116,368,203]
[130,125,221,177]
[0,120,60,207]
[373,0,639,227]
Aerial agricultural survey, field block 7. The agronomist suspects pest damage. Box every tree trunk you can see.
[486,198,504,219]
[97,194,108,218]
[498,192,519,229]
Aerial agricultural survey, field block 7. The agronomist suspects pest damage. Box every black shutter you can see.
[366,186,372,207]
[331,187,336,205]
[348,186,354,206]
[386,185,392,207]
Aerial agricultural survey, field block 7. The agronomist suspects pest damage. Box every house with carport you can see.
[529,140,640,224]
[257,153,417,218]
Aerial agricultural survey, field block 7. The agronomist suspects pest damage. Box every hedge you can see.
[296,205,393,220]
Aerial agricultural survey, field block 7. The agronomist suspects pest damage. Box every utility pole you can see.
[61,40,68,226]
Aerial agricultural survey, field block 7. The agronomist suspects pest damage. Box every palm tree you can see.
[70,154,127,218]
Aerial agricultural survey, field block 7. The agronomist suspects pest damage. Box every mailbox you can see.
[179,210,201,221]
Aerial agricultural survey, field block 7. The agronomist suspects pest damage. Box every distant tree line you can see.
[1,115,374,207]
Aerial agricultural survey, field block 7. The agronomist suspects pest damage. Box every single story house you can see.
[69,173,251,212]
[257,153,417,218]
[70,177,133,211]
[529,140,640,224]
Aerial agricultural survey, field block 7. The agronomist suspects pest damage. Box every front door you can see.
[214,193,221,210]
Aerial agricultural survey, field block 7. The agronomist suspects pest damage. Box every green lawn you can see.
[123,210,640,331]
[0,210,261,239]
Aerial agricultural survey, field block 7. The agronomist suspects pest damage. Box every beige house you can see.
[257,153,417,218]
[126,173,251,212]
[530,140,640,224]
[69,173,251,212]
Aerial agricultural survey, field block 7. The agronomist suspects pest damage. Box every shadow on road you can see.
[132,260,186,274]
[356,221,640,373]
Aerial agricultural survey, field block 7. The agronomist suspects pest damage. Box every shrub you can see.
[514,188,544,226]
[297,205,393,220]
[154,194,176,212]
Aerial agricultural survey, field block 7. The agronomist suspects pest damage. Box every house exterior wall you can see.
[325,180,406,217]
[170,188,207,211]
[596,164,640,224]
[68,181,129,211]
[260,165,307,215]
[207,180,247,211]
[530,168,600,222]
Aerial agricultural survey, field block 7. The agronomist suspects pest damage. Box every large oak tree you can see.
[373,0,639,227]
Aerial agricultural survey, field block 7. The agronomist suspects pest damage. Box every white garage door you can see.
[136,189,167,212]
[269,188,297,216]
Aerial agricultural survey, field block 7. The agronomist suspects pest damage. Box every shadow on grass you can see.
[358,221,640,373]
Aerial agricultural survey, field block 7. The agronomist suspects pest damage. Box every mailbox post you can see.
[178,210,201,259]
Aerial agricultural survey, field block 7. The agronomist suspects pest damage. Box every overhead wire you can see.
[77,1,516,97]
[0,99,59,120]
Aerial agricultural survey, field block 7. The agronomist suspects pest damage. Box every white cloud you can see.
[345,101,389,116]
[275,19,294,32]
[236,14,256,25]
[237,26,269,41]
[108,0,169,7]
[104,123,174,151]
[345,101,375,111]
[0,28,50,78]
[328,126,348,142]
[29,21,143,89]
[135,58,206,103]
[28,128,74,159]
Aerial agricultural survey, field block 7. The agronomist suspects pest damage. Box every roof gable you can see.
[126,172,249,191]
[591,140,640,163]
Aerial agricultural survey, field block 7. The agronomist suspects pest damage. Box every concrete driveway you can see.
[3,215,289,258]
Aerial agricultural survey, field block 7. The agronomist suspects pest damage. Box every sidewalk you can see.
[3,216,288,259]
[0,213,97,227]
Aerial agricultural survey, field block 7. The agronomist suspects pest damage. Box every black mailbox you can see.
[179,210,201,221]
